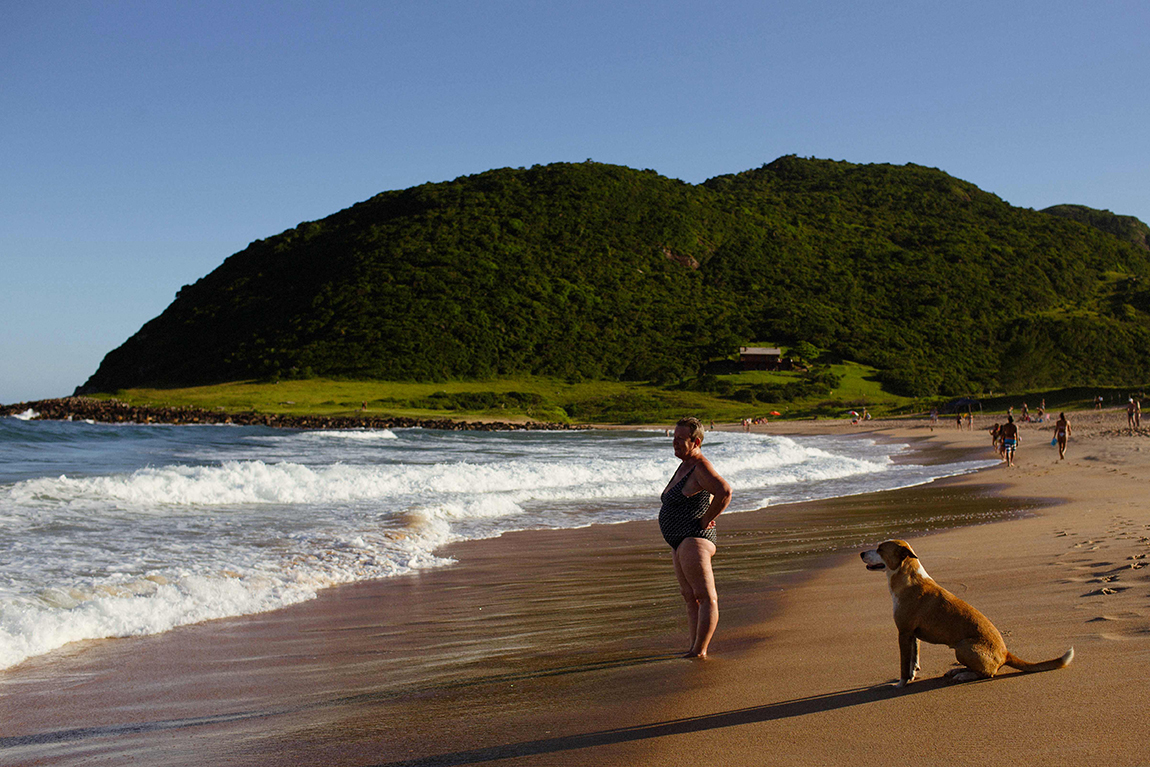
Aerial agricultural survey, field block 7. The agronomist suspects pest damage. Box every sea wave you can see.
[3,433,889,511]
[0,524,454,670]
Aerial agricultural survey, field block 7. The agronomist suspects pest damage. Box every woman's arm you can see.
[695,458,732,527]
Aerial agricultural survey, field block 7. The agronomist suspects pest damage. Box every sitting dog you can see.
[861,539,1073,686]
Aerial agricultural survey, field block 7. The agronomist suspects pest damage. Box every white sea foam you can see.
[10,409,38,421]
[0,424,997,670]
[303,429,399,441]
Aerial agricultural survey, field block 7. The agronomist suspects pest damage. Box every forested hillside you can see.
[78,157,1150,397]
[1042,204,1150,252]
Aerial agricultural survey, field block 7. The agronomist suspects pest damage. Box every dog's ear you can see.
[895,542,918,562]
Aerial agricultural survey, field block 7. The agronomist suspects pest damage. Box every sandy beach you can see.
[3,408,1149,766]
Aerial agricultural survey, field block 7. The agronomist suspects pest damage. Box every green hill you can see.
[77,157,1150,398]
[1042,204,1150,251]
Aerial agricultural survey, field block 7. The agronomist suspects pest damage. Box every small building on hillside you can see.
[739,346,793,371]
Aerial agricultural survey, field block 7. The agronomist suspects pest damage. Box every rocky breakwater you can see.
[0,398,583,431]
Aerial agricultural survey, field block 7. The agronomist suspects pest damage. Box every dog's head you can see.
[860,539,919,572]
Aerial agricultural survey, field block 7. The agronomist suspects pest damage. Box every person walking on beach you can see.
[1128,398,1137,429]
[1000,415,1020,466]
[660,416,732,659]
[1054,412,1071,460]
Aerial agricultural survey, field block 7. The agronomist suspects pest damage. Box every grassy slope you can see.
[93,362,917,425]
[93,369,1146,425]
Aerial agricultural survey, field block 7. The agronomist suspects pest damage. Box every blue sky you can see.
[3,0,1148,402]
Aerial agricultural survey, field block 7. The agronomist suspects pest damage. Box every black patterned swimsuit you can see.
[659,465,715,549]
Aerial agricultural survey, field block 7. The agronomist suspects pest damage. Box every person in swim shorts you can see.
[1000,415,1019,466]
[660,416,732,658]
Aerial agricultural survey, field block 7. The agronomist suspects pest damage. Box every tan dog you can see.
[861,539,1073,686]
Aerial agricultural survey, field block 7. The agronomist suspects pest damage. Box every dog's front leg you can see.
[897,632,919,687]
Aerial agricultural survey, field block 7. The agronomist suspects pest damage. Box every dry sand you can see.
[3,408,1149,766]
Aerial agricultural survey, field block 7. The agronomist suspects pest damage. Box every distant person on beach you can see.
[1000,415,1019,466]
[990,423,1003,458]
[1054,412,1071,460]
[659,416,732,659]
[1137,400,1142,428]
[1128,399,1137,429]
[1095,395,1103,410]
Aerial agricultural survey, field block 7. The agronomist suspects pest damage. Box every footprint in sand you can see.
[1085,612,1149,641]
[1087,611,1143,622]
[1084,586,1130,596]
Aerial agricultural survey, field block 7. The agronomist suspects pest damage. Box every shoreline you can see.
[3,410,1149,765]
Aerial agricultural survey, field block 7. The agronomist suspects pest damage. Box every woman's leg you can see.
[672,537,719,657]
[672,548,698,650]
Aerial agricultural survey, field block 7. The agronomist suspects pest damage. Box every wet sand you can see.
[3,409,1148,765]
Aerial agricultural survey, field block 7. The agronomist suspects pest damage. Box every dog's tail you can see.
[1004,646,1074,673]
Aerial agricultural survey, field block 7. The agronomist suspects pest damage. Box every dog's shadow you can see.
[367,676,956,767]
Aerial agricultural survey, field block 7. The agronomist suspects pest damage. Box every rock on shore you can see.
[0,398,581,431]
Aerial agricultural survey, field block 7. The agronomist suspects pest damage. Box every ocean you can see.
[0,412,997,671]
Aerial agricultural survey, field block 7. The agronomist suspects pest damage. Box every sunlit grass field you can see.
[92,359,918,425]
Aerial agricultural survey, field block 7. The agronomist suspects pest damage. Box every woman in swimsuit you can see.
[1055,412,1071,460]
[660,417,732,658]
